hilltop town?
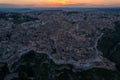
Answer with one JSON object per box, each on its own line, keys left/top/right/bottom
{"left": 0, "top": 10, "right": 120, "bottom": 80}
{"left": 1, "top": 10, "right": 120, "bottom": 68}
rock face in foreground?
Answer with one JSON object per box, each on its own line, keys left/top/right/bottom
{"left": 2, "top": 50, "right": 120, "bottom": 80}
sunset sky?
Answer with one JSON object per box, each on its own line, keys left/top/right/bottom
{"left": 0, "top": 0, "right": 120, "bottom": 7}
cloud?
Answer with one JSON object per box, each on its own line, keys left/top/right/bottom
{"left": 62, "top": 3, "right": 120, "bottom": 7}
{"left": 0, "top": 3, "right": 120, "bottom": 8}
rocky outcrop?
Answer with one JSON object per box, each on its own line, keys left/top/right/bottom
{"left": 98, "top": 21, "right": 120, "bottom": 71}
{"left": 7, "top": 50, "right": 120, "bottom": 80}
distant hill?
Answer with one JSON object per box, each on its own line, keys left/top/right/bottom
{"left": 0, "top": 4, "right": 120, "bottom": 12}
{"left": 0, "top": 8, "right": 32, "bottom": 12}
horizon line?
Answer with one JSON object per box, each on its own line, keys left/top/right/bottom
{"left": 0, "top": 3, "right": 120, "bottom": 8}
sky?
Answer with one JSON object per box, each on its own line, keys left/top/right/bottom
{"left": 0, "top": 0, "right": 120, "bottom": 7}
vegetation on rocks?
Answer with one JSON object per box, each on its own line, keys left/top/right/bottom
{"left": 98, "top": 21, "right": 120, "bottom": 71}
{"left": 8, "top": 51, "right": 120, "bottom": 80}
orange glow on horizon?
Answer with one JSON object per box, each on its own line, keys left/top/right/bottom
{"left": 0, "top": 0, "right": 120, "bottom": 7}
{"left": 34, "top": 0, "right": 70, "bottom": 7}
